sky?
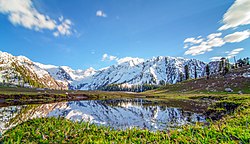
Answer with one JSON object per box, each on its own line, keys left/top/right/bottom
{"left": 0, "top": 0, "right": 249, "bottom": 70}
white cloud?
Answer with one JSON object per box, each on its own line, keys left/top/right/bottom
{"left": 96, "top": 10, "right": 107, "bottom": 18}
{"left": 102, "top": 54, "right": 108, "bottom": 61}
{"left": 219, "top": 0, "right": 250, "bottom": 31}
{"left": 53, "top": 18, "right": 72, "bottom": 37}
{"left": 207, "top": 33, "right": 222, "bottom": 40}
{"left": 101, "top": 54, "right": 117, "bottom": 61}
{"left": 184, "top": 30, "right": 250, "bottom": 56}
{"left": 207, "top": 37, "right": 225, "bottom": 47}
{"left": 184, "top": 37, "right": 203, "bottom": 44}
{"left": 224, "top": 30, "right": 250, "bottom": 43}
{"left": 184, "top": 33, "right": 225, "bottom": 56}
{"left": 0, "top": 0, "right": 73, "bottom": 37}
{"left": 210, "top": 48, "right": 244, "bottom": 61}
{"left": 210, "top": 56, "right": 222, "bottom": 61}
{"left": 183, "top": 44, "right": 189, "bottom": 49}
{"left": 184, "top": 0, "right": 250, "bottom": 56}
{"left": 226, "top": 48, "right": 244, "bottom": 58}
{"left": 183, "top": 36, "right": 204, "bottom": 50}
{"left": 109, "top": 55, "right": 117, "bottom": 61}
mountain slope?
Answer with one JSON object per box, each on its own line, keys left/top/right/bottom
{"left": 0, "top": 51, "right": 67, "bottom": 89}
{"left": 0, "top": 51, "right": 220, "bottom": 90}
{"left": 147, "top": 65, "right": 250, "bottom": 94}
{"left": 71, "top": 57, "right": 210, "bottom": 90}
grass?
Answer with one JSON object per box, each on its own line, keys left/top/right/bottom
{"left": 1, "top": 94, "right": 250, "bottom": 143}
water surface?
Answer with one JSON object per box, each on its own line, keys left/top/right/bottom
{"left": 0, "top": 98, "right": 207, "bottom": 134}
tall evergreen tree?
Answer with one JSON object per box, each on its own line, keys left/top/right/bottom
{"left": 237, "top": 58, "right": 244, "bottom": 67}
{"left": 219, "top": 62, "right": 222, "bottom": 72}
{"left": 179, "top": 72, "right": 184, "bottom": 82}
{"left": 206, "top": 64, "right": 210, "bottom": 79}
{"left": 159, "top": 80, "right": 165, "bottom": 85}
{"left": 223, "top": 58, "right": 230, "bottom": 75}
{"left": 184, "top": 65, "right": 189, "bottom": 80}
{"left": 223, "top": 66, "right": 229, "bottom": 76}
{"left": 194, "top": 66, "right": 197, "bottom": 79}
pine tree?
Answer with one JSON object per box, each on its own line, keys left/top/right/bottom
{"left": 206, "top": 64, "right": 210, "bottom": 79}
{"left": 224, "top": 66, "right": 229, "bottom": 76}
{"left": 184, "top": 65, "right": 189, "bottom": 80}
{"left": 219, "top": 62, "right": 222, "bottom": 72}
{"left": 237, "top": 58, "right": 244, "bottom": 67}
{"left": 223, "top": 58, "right": 230, "bottom": 75}
{"left": 159, "top": 80, "right": 165, "bottom": 85}
{"left": 179, "top": 72, "right": 183, "bottom": 82}
{"left": 194, "top": 66, "right": 197, "bottom": 79}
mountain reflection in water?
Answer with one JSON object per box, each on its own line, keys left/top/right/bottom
{"left": 0, "top": 98, "right": 206, "bottom": 134}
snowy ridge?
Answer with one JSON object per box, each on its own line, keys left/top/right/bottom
{"left": 0, "top": 51, "right": 219, "bottom": 90}
{"left": 71, "top": 56, "right": 209, "bottom": 90}
{"left": 0, "top": 51, "right": 67, "bottom": 89}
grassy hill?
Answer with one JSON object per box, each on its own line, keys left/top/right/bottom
{"left": 147, "top": 65, "right": 250, "bottom": 94}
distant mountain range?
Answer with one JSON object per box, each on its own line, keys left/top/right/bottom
{"left": 0, "top": 51, "right": 220, "bottom": 90}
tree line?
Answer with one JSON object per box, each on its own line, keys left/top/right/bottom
{"left": 100, "top": 83, "right": 159, "bottom": 92}
{"left": 181, "top": 57, "right": 249, "bottom": 82}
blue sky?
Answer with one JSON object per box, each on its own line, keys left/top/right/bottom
{"left": 0, "top": 0, "right": 249, "bottom": 70}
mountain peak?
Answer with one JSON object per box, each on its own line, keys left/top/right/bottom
{"left": 117, "top": 57, "right": 144, "bottom": 66}
{"left": 0, "top": 51, "right": 219, "bottom": 90}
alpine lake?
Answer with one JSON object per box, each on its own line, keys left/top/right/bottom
{"left": 0, "top": 96, "right": 212, "bottom": 135}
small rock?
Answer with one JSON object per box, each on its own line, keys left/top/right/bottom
{"left": 238, "top": 91, "right": 243, "bottom": 95}
{"left": 225, "top": 88, "right": 233, "bottom": 92}
{"left": 242, "top": 72, "right": 250, "bottom": 78}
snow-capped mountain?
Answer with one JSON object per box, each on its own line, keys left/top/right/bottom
{"left": 34, "top": 63, "right": 96, "bottom": 83}
{"left": 0, "top": 51, "right": 219, "bottom": 90}
{"left": 0, "top": 51, "right": 67, "bottom": 89}
{"left": 71, "top": 56, "right": 209, "bottom": 90}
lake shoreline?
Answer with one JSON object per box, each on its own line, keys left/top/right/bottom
{"left": 1, "top": 93, "right": 249, "bottom": 143}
